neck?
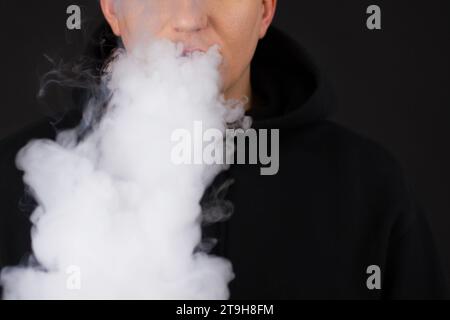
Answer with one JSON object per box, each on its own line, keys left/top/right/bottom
{"left": 224, "top": 66, "right": 253, "bottom": 111}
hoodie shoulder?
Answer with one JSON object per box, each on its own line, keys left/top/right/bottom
{"left": 0, "top": 118, "right": 56, "bottom": 218}
{"left": 0, "top": 111, "right": 83, "bottom": 271}
{"left": 0, "top": 119, "right": 55, "bottom": 158}
{"left": 0, "top": 117, "right": 54, "bottom": 209}
{"left": 305, "top": 119, "right": 401, "bottom": 172}
{"left": 0, "top": 119, "right": 53, "bottom": 271}
{"left": 304, "top": 119, "right": 422, "bottom": 231}
{"left": 0, "top": 108, "right": 83, "bottom": 166}
{"left": 303, "top": 120, "right": 448, "bottom": 298}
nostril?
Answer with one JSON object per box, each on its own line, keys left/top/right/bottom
{"left": 175, "top": 25, "right": 203, "bottom": 33}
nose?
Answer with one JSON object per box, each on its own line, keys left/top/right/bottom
{"left": 170, "top": 0, "right": 208, "bottom": 34}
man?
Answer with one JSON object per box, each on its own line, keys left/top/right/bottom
{"left": 0, "top": 0, "right": 448, "bottom": 299}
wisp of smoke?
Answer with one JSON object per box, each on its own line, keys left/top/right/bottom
{"left": 0, "top": 39, "right": 246, "bottom": 299}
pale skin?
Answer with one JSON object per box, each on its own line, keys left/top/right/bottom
{"left": 100, "top": 0, "right": 277, "bottom": 111}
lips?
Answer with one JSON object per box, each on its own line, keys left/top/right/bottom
{"left": 181, "top": 47, "right": 206, "bottom": 57}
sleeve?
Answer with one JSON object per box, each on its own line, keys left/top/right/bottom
{"left": 383, "top": 170, "right": 449, "bottom": 300}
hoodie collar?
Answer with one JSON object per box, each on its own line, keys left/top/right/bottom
{"left": 248, "top": 26, "right": 336, "bottom": 129}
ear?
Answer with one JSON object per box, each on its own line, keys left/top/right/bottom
{"left": 100, "top": 0, "right": 122, "bottom": 36}
{"left": 259, "top": 0, "right": 277, "bottom": 39}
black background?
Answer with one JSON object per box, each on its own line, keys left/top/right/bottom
{"left": 1, "top": 1, "right": 449, "bottom": 289}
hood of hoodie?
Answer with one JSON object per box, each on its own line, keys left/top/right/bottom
{"left": 248, "top": 26, "right": 336, "bottom": 129}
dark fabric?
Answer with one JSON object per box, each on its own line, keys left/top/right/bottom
{"left": 0, "top": 26, "right": 448, "bottom": 299}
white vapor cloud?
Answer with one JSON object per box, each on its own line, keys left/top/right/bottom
{"left": 0, "top": 39, "right": 246, "bottom": 299}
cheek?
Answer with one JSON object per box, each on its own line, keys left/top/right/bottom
{"left": 217, "top": 14, "right": 261, "bottom": 89}
{"left": 116, "top": 2, "right": 167, "bottom": 49}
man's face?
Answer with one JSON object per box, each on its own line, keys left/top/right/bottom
{"left": 100, "top": 0, "right": 276, "bottom": 99}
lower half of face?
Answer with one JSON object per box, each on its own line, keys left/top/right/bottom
{"left": 109, "top": 0, "right": 265, "bottom": 100}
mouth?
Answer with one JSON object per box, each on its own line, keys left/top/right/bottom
{"left": 181, "top": 47, "right": 206, "bottom": 57}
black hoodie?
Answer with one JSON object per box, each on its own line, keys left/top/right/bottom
{"left": 0, "top": 26, "right": 448, "bottom": 300}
